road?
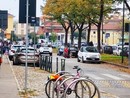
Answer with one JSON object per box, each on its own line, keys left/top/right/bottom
{"left": 52, "top": 54, "right": 130, "bottom": 98}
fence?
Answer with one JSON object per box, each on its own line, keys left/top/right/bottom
{"left": 39, "top": 55, "right": 66, "bottom": 73}
{"left": 39, "top": 55, "right": 52, "bottom": 72}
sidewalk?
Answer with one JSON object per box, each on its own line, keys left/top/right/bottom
{"left": 0, "top": 55, "right": 20, "bottom": 98}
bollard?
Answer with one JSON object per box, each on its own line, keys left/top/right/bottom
{"left": 49, "top": 56, "right": 52, "bottom": 73}
{"left": 0, "top": 49, "right": 2, "bottom": 66}
{"left": 39, "top": 55, "right": 42, "bottom": 69}
{"left": 56, "top": 57, "right": 58, "bottom": 72}
{"left": 61, "top": 59, "right": 65, "bottom": 71}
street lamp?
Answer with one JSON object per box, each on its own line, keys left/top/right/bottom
{"left": 121, "top": 0, "right": 125, "bottom": 63}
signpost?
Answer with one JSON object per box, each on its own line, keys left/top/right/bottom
{"left": 105, "top": 33, "right": 110, "bottom": 38}
{"left": 19, "top": 0, "right": 36, "bottom": 91}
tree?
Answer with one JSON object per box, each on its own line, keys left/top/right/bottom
{"left": 39, "top": 34, "right": 45, "bottom": 39}
{"left": 28, "top": 32, "right": 38, "bottom": 44}
{"left": 49, "top": 32, "right": 57, "bottom": 42}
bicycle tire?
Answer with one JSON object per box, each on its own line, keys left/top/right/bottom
{"left": 45, "top": 80, "right": 55, "bottom": 98}
{"left": 64, "top": 78, "right": 100, "bottom": 98}
{"left": 75, "top": 80, "right": 91, "bottom": 98}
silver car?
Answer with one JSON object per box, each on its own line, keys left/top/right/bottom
{"left": 13, "top": 47, "right": 39, "bottom": 66}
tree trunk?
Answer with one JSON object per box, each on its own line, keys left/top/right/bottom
{"left": 87, "top": 22, "right": 91, "bottom": 44}
{"left": 124, "top": 0, "right": 130, "bottom": 12}
{"left": 78, "top": 29, "right": 82, "bottom": 49}
{"left": 70, "top": 22, "right": 74, "bottom": 45}
{"left": 97, "top": 0, "right": 104, "bottom": 52}
{"left": 65, "top": 29, "right": 68, "bottom": 46}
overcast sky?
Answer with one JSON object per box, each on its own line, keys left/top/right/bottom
{"left": 0, "top": 0, "right": 45, "bottom": 21}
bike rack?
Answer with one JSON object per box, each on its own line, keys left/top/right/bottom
{"left": 45, "top": 70, "right": 101, "bottom": 98}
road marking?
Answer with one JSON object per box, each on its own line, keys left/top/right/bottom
{"left": 120, "top": 74, "right": 130, "bottom": 78}
{"left": 86, "top": 73, "right": 105, "bottom": 80}
{"left": 102, "top": 74, "right": 123, "bottom": 80}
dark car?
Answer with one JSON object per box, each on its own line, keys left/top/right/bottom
{"left": 103, "top": 45, "right": 113, "bottom": 54}
{"left": 120, "top": 46, "right": 129, "bottom": 57}
{"left": 68, "top": 46, "right": 78, "bottom": 58}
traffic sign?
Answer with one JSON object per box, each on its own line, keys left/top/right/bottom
{"left": 0, "top": 10, "right": 8, "bottom": 29}
{"left": 105, "top": 33, "right": 110, "bottom": 38}
{"left": 19, "top": 0, "right": 36, "bottom": 23}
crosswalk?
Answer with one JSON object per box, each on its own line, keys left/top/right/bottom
{"left": 85, "top": 73, "right": 130, "bottom": 81}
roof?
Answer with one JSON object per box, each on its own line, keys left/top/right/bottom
{"left": 91, "top": 16, "right": 122, "bottom": 31}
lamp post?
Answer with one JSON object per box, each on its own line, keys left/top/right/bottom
{"left": 121, "top": 0, "right": 125, "bottom": 63}
{"left": 102, "top": 16, "right": 104, "bottom": 45}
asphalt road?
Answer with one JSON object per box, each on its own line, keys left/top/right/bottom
{"left": 52, "top": 54, "right": 130, "bottom": 98}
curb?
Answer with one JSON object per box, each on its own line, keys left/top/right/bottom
{"left": 101, "top": 61, "right": 128, "bottom": 69}
{"left": 6, "top": 55, "right": 21, "bottom": 91}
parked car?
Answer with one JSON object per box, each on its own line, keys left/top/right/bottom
{"left": 120, "top": 46, "right": 129, "bottom": 57}
{"left": 113, "top": 46, "right": 122, "bottom": 56}
{"left": 38, "top": 45, "right": 52, "bottom": 56}
{"left": 57, "top": 45, "right": 64, "bottom": 56}
{"left": 68, "top": 46, "right": 78, "bottom": 58}
{"left": 77, "top": 46, "right": 101, "bottom": 63}
{"left": 8, "top": 45, "right": 25, "bottom": 60}
{"left": 13, "top": 47, "right": 39, "bottom": 66}
{"left": 103, "top": 45, "right": 113, "bottom": 54}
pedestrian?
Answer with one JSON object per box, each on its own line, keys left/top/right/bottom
{"left": 64, "top": 45, "right": 68, "bottom": 58}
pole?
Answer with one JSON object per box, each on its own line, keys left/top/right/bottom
{"left": 25, "top": 0, "right": 29, "bottom": 92}
{"left": 121, "top": 0, "right": 125, "bottom": 63}
{"left": 102, "top": 16, "right": 103, "bottom": 45}
{"left": 128, "top": 24, "right": 130, "bottom": 68}
{"left": 34, "top": 24, "right": 36, "bottom": 68}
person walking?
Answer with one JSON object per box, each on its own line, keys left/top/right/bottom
{"left": 64, "top": 45, "right": 68, "bottom": 58}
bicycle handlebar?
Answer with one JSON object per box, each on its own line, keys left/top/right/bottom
{"left": 73, "top": 66, "right": 82, "bottom": 73}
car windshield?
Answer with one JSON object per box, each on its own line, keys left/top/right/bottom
{"left": 112, "top": 46, "right": 117, "bottom": 50}
{"left": 123, "top": 47, "right": 129, "bottom": 51}
{"left": 84, "top": 47, "right": 98, "bottom": 52}
{"left": 21, "top": 49, "right": 36, "bottom": 53}
{"left": 12, "top": 46, "right": 24, "bottom": 50}
{"left": 60, "top": 46, "right": 64, "bottom": 49}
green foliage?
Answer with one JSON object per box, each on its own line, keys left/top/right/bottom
{"left": 28, "top": 32, "right": 38, "bottom": 44}
{"left": 39, "top": 34, "right": 45, "bottom": 39}
{"left": 49, "top": 33, "right": 57, "bottom": 42}
{"left": 10, "top": 31, "right": 18, "bottom": 42}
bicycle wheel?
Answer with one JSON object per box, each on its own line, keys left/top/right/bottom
{"left": 75, "top": 80, "right": 100, "bottom": 98}
{"left": 75, "top": 80, "right": 91, "bottom": 98}
{"left": 45, "top": 80, "right": 55, "bottom": 98}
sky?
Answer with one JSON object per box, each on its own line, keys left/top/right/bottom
{"left": 0, "top": 0, "right": 45, "bottom": 21}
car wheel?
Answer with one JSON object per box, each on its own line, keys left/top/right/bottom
{"left": 82, "top": 56, "right": 85, "bottom": 63}
{"left": 77, "top": 57, "right": 80, "bottom": 62}
{"left": 9, "top": 56, "right": 13, "bottom": 61}
{"left": 13, "top": 57, "right": 19, "bottom": 65}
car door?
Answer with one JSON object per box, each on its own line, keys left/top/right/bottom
{"left": 78, "top": 47, "right": 83, "bottom": 60}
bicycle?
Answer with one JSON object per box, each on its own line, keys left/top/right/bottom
{"left": 55, "top": 67, "right": 99, "bottom": 98}
{"left": 45, "top": 66, "right": 100, "bottom": 98}
{"left": 45, "top": 71, "right": 71, "bottom": 98}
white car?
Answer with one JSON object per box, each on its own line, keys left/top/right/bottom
{"left": 38, "top": 45, "right": 52, "bottom": 56}
{"left": 8, "top": 45, "right": 25, "bottom": 60}
{"left": 112, "top": 45, "right": 122, "bottom": 56}
{"left": 77, "top": 46, "right": 101, "bottom": 63}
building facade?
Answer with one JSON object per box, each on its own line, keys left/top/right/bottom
{"left": 4, "top": 13, "right": 14, "bottom": 40}
{"left": 88, "top": 15, "right": 123, "bottom": 46}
